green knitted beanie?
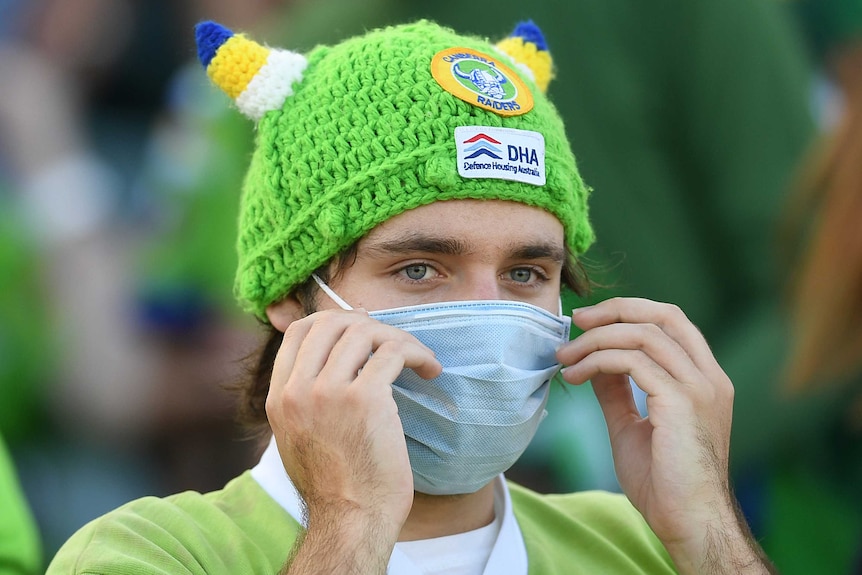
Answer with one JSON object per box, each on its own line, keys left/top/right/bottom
{"left": 195, "top": 19, "right": 594, "bottom": 319}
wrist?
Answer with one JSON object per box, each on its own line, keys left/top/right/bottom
{"left": 306, "top": 502, "right": 404, "bottom": 544}
{"left": 283, "top": 505, "right": 401, "bottom": 575}
{"left": 663, "top": 496, "right": 777, "bottom": 575}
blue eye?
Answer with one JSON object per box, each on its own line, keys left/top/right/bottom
{"left": 404, "top": 264, "right": 428, "bottom": 280}
{"left": 510, "top": 268, "right": 534, "bottom": 283}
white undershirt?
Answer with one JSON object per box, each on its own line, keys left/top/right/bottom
{"left": 250, "top": 436, "right": 527, "bottom": 575}
{"left": 397, "top": 490, "right": 502, "bottom": 575}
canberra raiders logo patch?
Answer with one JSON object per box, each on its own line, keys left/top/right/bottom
{"left": 431, "top": 47, "right": 533, "bottom": 117}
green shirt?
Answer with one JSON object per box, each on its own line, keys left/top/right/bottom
{"left": 47, "top": 471, "right": 674, "bottom": 574}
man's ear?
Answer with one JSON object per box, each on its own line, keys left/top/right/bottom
{"left": 265, "top": 296, "right": 304, "bottom": 333}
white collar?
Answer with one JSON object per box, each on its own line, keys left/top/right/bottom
{"left": 250, "top": 436, "right": 528, "bottom": 574}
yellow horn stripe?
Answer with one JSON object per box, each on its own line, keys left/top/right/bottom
{"left": 206, "top": 34, "right": 270, "bottom": 99}
{"left": 496, "top": 37, "right": 554, "bottom": 93}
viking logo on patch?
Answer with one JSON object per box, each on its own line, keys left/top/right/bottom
{"left": 453, "top": 62, "right": 512, "bottom": 100}
{"left": 431, "top": 47, "right": 533, "bottom": 117}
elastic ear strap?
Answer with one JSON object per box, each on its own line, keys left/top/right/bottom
{"left": 311, "top": 274, "right": 353, "bottom": 310}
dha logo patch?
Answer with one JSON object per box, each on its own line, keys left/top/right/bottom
{"left": 462, "top": 133, "right": 504, "bottom": 160}
{"left": 431, "top": 47, "right": 533, "bottom": 117}
{"left": 455, "top": 126, "right": 545, "bottom": 186}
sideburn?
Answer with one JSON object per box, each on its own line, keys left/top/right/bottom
{"left": 237, "top": 325, "right": 283, "bottom": 438}
{"left": 236, "top": 249, "right": 358, "bottom": 435}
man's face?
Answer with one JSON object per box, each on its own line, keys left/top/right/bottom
{"left": 319, "top": 199, "right": 565, "bottom": 314}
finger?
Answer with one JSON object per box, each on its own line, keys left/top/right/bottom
{"left": 320, "top": 327, "right": 442, "bottom": 387}
{"left": 278, "top": 310, "right": 363, "bottom": 383}
{"left": 560, "top": 348, "right": 680, "bottom": 398}
{"left": 589, "top": 373, "right": 643, "bottom": 439}
{"left": 557, "top": 322, "right": 704, "bottom": 387}
{"left": 271, "top": 313, "right": 318, "bottom": 389}
{"left": 277, "top": 310, "right": 442, "bottom": 388}
{"left": 571, "top": 298, "right": 724, "bottom": 379}
{"left": 351, "top": 341, "right": 438, "bottom": 394}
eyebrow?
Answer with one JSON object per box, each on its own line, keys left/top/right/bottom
{"left": 364, "top": 232, "right": 566, "bottom": 263}
{"left": 509, "top": 243, "right": 566, "bottom": 264}
{"left": 365, "top": 234, "right": 472, "bottom": 257}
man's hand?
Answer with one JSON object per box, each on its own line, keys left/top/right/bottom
{"left": 266, "top": 309, "right": 442, "bottom": 574}
{"left": 556, "top": 298, "right": 776, "bottom": 575}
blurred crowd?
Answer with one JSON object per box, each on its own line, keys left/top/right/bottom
{"left": 0, "top": 0, "right": 272, "bottom": 566}
{"left": 0, "top": 0, "right": 859, "bottom": 573}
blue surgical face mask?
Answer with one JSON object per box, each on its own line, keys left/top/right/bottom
{"left": 312, "top": 274, "right": 570, "bottom": 495}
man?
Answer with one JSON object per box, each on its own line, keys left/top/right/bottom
{"left": 48, "top": 19, "right": 774, "bottom": 574}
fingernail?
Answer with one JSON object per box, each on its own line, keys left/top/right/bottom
{"left": 570, "top": 305, "right": 593, "bottom": 316}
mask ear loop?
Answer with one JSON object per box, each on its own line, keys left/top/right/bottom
{"left": 315, "top": 273, "right": 564, "bottom": 316}
{"left": 311, "top": 273, "right": 354, "bottom": 310}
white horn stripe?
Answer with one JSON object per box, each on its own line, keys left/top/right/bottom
{"left": 236, "top": 49, "right": 309, "bottom": 121}
{"left": 511, "top": 60, "right": 535, "bottom": 83}
{"left": 497, "top": 51, "right": 536, "bottom": 83}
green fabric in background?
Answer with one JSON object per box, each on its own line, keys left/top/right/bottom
{"left": 136, "top": 73, "right": 252, "bottom": 318}
{"left": 0, "top": 433, "right": 42, "bottom": 575}
{"left": 794, "top": 0, "right": 862, "bottom": 57}
{"left": 0, "top": 192, "right": 52, "bottom": 444}
{"left": 763, "top": 468, "right": 862, "bottom": 575}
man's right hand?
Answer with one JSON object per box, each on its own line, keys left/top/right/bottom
{"left": 265, "top": 309, "right": 442, "bottom": 574}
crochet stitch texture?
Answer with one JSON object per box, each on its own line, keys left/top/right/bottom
{"left": 200, "top": 20, "right": 594, "bottom": 319}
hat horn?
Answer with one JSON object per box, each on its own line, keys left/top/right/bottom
{"left": 195, "top": 21, "right": 308, "bottom": 121}
{"left": 495, "top": 20, "right": 554, "bottom": 93}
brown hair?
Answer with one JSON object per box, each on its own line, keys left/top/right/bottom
{"left": 781, "top": 65, "right": 862, "bottom": 393}
{"left": 236, "top": 247, "right": 592, "bottom": 438}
